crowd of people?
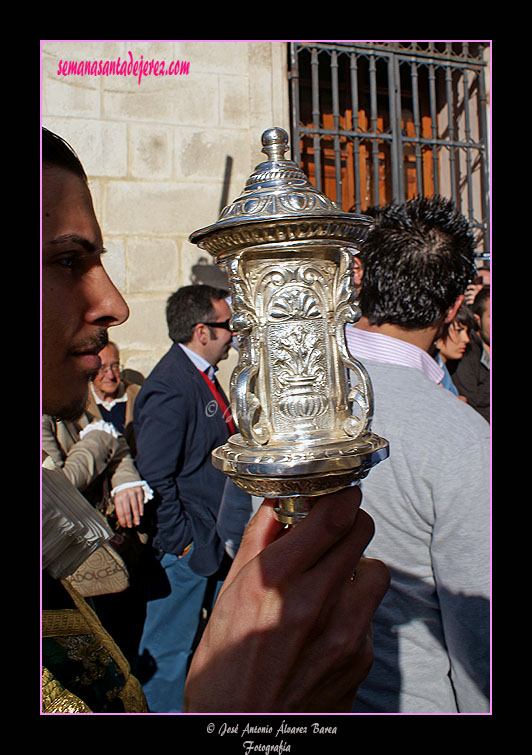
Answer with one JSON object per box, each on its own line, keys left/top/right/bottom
{"left": 41, "top": 126, "right": 490, "bottom": 715}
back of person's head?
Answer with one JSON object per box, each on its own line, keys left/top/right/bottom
{"left": 42, "top": 127, "right": 87, "bottom": 181}
{"left": 166, "top": 284, "right": 229, "bottom": 344}
{"left": 358, "top": 195, "right": 477, "bottom": 330}
{"left": 471, "top": 285, "right": 490, "bottom": 318}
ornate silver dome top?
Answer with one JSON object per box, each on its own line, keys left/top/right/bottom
{"left": 189, "top": 127, "right": 373, "bottom": 258}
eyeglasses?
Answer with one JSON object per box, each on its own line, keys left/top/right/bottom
{"left": 98, "top": 362, "right": 121, "bottom": 374}
{"left": 198, "top": 318, "right": 233, "bottom": 332}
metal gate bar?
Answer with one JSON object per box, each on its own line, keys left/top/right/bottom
{"left": 288, "top": 41, "right": 490, "bottom": 259}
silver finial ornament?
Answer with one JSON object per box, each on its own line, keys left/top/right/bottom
{"left": 190, "top": 127, "right": 388, "bottom": 523}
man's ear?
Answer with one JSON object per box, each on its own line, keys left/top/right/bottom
{"left": 196, "top": 323, "right": 210, "bottom": 346}
{"left": 444, "top": 295, "right": 464, "bottom": 324}
{"left": 189, "top": 323, "right": 206, "bottom": 347}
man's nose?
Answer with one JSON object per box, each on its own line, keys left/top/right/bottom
{"left": 87, "top": 267, "right": 129, "bottom": 328}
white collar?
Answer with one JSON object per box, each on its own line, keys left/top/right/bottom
{"left": 345, "top": 326, "right": 445, "bottom": 385}
{"left": 90, "top": 381, "right": 128, "bottom": 410}
{"left": 178, "top": 343, "right": 217, "bottom": 380}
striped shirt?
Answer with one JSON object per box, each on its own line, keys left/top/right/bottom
{"left": 345, "top": 325, "right": 444, "bottom": 385}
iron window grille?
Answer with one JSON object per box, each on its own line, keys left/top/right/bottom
{"left": 288, "top": 41, "right": 490, "bottom": 263}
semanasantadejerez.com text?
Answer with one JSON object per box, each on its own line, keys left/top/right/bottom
{"left": 56, "top": 51, "right": 190, "bottom": 85}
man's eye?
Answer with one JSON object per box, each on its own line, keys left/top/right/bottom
{"left": 56, "top": 252, "right": 89, "bottom": 270}
{"left": 57, "top": 255, "right": 77, "bottom": 268}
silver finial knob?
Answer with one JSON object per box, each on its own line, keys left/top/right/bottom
{"left": 261, "top": 127, "right": 290, "bottom": 162}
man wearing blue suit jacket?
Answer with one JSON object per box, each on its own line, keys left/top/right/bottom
{"left": 134, "top": 284, "right": 236, "bottom": 712}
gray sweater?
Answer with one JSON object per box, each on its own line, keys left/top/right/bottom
{"left": 351, "top": 359, "right": 490, "bottom": 713}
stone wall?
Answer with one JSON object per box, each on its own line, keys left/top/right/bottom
{"left": 42, "top": 40, "right": 290, "bottom": 389}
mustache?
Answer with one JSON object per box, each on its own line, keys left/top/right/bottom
{"left": 70, "top": 330, "right": 109, "bottom": 356}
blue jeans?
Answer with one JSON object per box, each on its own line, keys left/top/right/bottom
{"left": 135, "top": 546, "right": 224, "bottom": 712}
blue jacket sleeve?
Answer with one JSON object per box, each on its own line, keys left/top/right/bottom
{"left": 133, "top": 374, "right": 193, "bottom": 555}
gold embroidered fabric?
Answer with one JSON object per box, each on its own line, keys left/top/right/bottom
{"left": 42, "top": 667, "right": 92, "bottom": 713}
{"left": 42, "top": 579, "right": 147, "bottom": 713}
{"left": 42, "top": 608, "right": 89, "bottom": 637}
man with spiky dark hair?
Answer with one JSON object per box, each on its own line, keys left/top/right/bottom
{"left": 358, "top": 195, "right": 477, "bottom": 332}
{"left": 346, "top": 195, "right": 490, "bottom": 714}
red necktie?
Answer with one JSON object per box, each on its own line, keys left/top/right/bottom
{"left": 199, "top": 369, "right": 237, "bottom": 436}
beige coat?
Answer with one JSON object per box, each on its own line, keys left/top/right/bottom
{"left": 42, "top": 409, "right": 141, "bottom": 513}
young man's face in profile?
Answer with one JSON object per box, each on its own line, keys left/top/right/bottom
{"left": 42, "top": 167, "right": 129, "bottom": 420}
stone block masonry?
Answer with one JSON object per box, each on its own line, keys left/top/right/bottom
{"left": 42, "top": 40, "right": 290, "bottom": 392}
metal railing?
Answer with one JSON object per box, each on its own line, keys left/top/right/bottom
{"left": 288, "top": 41, "right": 490, "bottom": 261}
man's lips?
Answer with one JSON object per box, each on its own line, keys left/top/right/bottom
{"left": 71, "top": 351, "right": 102, "bottom": 372}
{"left": 69, "top": 332, "right": 108, "bottom": 372}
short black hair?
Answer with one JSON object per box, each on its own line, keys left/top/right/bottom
{"left": 358, "top": 195, "right": 477, "bottom": 330}
{"left": 472, "top": 286, "right": 490, "bottom": 319}
{"left": 42, "top": 127, "right": 87, "bottom": 181}
{"left": 166, "top": 284, "right": 229, "bottom": 344}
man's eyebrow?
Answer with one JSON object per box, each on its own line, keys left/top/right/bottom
{"left": 49, "top": 234, "right": 106, "bottom": 254}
